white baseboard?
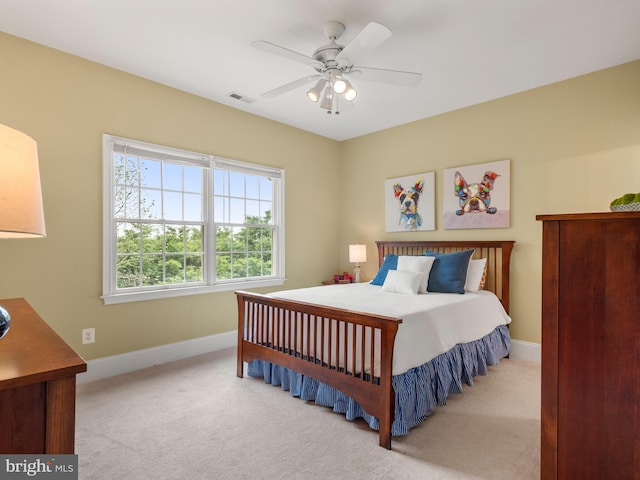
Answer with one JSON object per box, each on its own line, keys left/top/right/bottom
{"left": 509, "top": 339, "right": 541, "bottom": 363}
{"left": 78, "top": 332, "right": 541, "bottom": 384}
{"left": 78, "top": 330, "right": 236, "bottom": 384}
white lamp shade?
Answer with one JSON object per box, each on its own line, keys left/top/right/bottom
{"left": 306, "top": 79, "right": 326, "bottom": 102}
{"left": 0, "top": 125, "right": 46, "bottom": 238}
{"left": 349, "top": 244, "right": 367, "bottom": 263}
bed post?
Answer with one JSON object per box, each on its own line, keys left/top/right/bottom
{"left": 236, "top": 292, "right": 246, "bottom": 378}
{"left": 378, "top": 321, "right": 397, "bottom": 450}
{"left": 500, "top": 242, "right": 514, "bottom": 314}
{"left": 378, "top": 388, "right": 394, "bottom": 449}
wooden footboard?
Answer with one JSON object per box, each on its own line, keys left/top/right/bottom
{"left": 235, "top": 240, "right": 514, "bottom": 449}
{"left": 235, "top": 291, "right": 402, "bottom": 449}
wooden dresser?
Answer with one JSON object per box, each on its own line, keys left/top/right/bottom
{"left": 536, "top": 212, "right": 640, "bottom": 479}
{"left": 0, "top": 298, "right": 87, "bottom": 453}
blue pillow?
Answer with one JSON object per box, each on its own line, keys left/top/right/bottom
{"left": 370, "top": 254, "right": 398, "bottom": 286}
{"left": 424, "top": 250, "right": 474, "bottom": 294}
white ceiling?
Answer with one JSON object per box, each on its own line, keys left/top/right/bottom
{"left": 2, "top": 0, "right": 640, "bottom": 141}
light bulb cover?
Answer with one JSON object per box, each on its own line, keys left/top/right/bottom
{"left": 343, "top": 80, "right": 357, "bottom": 101}
{"left": 306, "top": 79, "right": 326, "bottom": 102}
{"left": 332, "top": 75, "right": 347, "bottom": 94}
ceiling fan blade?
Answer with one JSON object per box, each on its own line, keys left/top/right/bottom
{"left": 336, "top": 22, "right": 392, "bottom": 64}
{"left": 251, "top": 41, "right": 324, "bottom": 70}
{"left": 260, "top": 74, "right": 322, "bottom": 99}
{"left": 350, "top": 66, "right": 422, "bottom": 87}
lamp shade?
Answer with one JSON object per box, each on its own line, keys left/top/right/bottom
{"left": 332, "top": 75, "right": 347, "bottom": 94}
{"left": 349, "top": 244, "right": 367, "bottom": 263}
{"left": 0, "top": 125, "right": 46, "bottom": 238}
{"left": 343, "top": 80, "right": 357, "bottom": 102}
{"left": 306, "top": 79, "right": 327, "bottom": 102}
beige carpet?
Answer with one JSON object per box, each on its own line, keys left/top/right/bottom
{"left": 76, "top": 347, "right": 541, "bottom": 480}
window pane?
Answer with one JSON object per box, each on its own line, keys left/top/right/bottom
{"left": 262, "top": 252, "right": 272, "bottom": 275}
{"left": 246, "top": 200, "right": 260, "bottom": 224}
{"left": 184, "top": 193, "right": 202, "bottom": 222}
{"left": 116, "top": 255, "right": 140, "bottom": 288}
{"left": 260, "top": 202, "right": 272, "bottom": 224}
{"left": 216, "top": 225, "right": 231, "bottom": 252}
{"left": 246, "top": 227, "right": 261, "bottom": 251}
{"left": 231, "top": 226, "right": 246, "bottom": 252}
{"left": 140, "top": 189, "right": 161, "bottom": 219}
{"left": 247, "top": 252, "right": 263, "bottom": 277}
{"left": 184, "top": 166, "right": 202, "bottom": 193}
{"left": 213, "top": 195, "right": 228, "bottom": 223}
{"left": 214, "top": 169, "right": 228, "bottom": 195}
{"left": 124, "top": 155, "right": 139, "bottom": 186}
{"left": 114, "top": 184, "right": 129, "bottom": 219}
{"left": 165, "top": 254, "right": 185, "bottom": 284}
{"left": 246, "top": 175, "right": 260, "bottom": 200}
{"left": 140, "top": 159, "right": 161, "bottom": 188}
{"left": 262, "top": 228, "right": 273, "bottom": 251}
{"left": 230, "top": 198, "right": 244, "bottom": 223}
{"left": 165, "top": 226, "right": 185, "bottom": 253}
{"left": 163, "top": 191, "right": 183, "bottom": 221}
{"left": 229, "top": 171, "right": 244, "bottom": 197}
{"left": 231, "top": 252, "right": 246, "bottom": 279}
{"left": 117, "top": 222, "right": 140, "bottom": 254}
{"left": 260, "top": 177, "right": 272, "bottom": 199}
{"left": 141, "top": 255, "right": 163, "bottom": 286}
{"left": 186, "top": 226, "right": 203, "bottom": 252}
{"left": 142, "top": 224, "right": 163, "bottom": 254}
{"left": 163, "top": 163, "right": 182, "bottom": 191}
{"left": 216, "top": 253, "right": 231, "bottom": 280}
{"left": 186, "top": 254, "right": 203, "bottom": 283}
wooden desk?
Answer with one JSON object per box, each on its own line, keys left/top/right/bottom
{"left": 0, "top": 298, "right": 87, "bottom": 453}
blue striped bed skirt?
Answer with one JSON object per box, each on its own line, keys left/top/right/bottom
{"left": 247, "top": 324, "right": 511, "bottom": 436}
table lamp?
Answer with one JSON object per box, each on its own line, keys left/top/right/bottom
{"left": 348, "top": 244, "right": 367, "bottom": 283}
{"left": 0, "top": 124, "right": 46, "bottom": 339}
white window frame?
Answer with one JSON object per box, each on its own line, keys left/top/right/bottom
{"left": 102, "top": 134, "right": 285, "bottom": 305}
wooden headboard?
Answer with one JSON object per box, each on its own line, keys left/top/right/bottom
{"left": 375, "top": 240, "right": 515, "bottom": 314}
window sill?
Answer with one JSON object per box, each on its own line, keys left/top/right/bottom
{"left": 102, "top": 278, "right": 286, "bottom": 305}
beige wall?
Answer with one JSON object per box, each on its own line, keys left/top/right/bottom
{"left": 0, "top": 33, "right": 341, "bottom": 360}
{"left": 339, "top": 60, "right": 640, "bottom": 343}
{"left": 2, "top": 31, "right": 639, "bottom": 358}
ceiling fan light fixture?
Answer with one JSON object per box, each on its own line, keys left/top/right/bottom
{"left": 332, "top": 74, "right": 347, "bottom": 94}
{"left": 343, "top": 80, "right": 357, "bottom": 102}
{"left": 306, "top": 79, "right": 326, "bottom": 102}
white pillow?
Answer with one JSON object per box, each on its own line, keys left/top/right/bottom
{"left": 397, "top": 255, "right": 435, "bottom": 293}
{"left": 465, "top": 258, "right": 487, "bottom": 292}
{"left": 381, "top": 270, "right": 424, "bottom": 295}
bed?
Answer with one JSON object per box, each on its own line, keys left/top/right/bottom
{"left": 235, "top": 240, "right": 514, "bottom": 449}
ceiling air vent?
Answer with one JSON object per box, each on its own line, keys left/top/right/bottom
{"left": 227, "top": 92, "right": 256, "bottom": 104}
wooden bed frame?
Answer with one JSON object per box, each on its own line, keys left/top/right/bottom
{"left": 235, "top": 240, "right": 514, "bottom": 449}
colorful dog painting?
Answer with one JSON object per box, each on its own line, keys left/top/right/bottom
{"left": 453, "top": 171, "right": 500, "bottom": 215}
{"left": 393, "top": 178, "right": 423, "bottom": 230}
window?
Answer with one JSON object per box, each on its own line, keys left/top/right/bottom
{"left": 102, "top": 135, "right": 285, "bottom": 304}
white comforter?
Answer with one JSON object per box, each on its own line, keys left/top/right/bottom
{"left": 269, "top": 283, "right": 511, "bottom": 375}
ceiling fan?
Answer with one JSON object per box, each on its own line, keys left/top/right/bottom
{"left": 252, "top": 21, "right": 422, "bottom": 114}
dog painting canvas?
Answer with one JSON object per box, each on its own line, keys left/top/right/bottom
{"left": 385, "top": 172, "right": 435, "bottom": 232}
{"left": 443, "top": 159, "right": 510, "bottom": 229}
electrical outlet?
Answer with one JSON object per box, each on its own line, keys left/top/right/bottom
{"left": 82, "top": 328, "right": 95, "bottom": 344}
